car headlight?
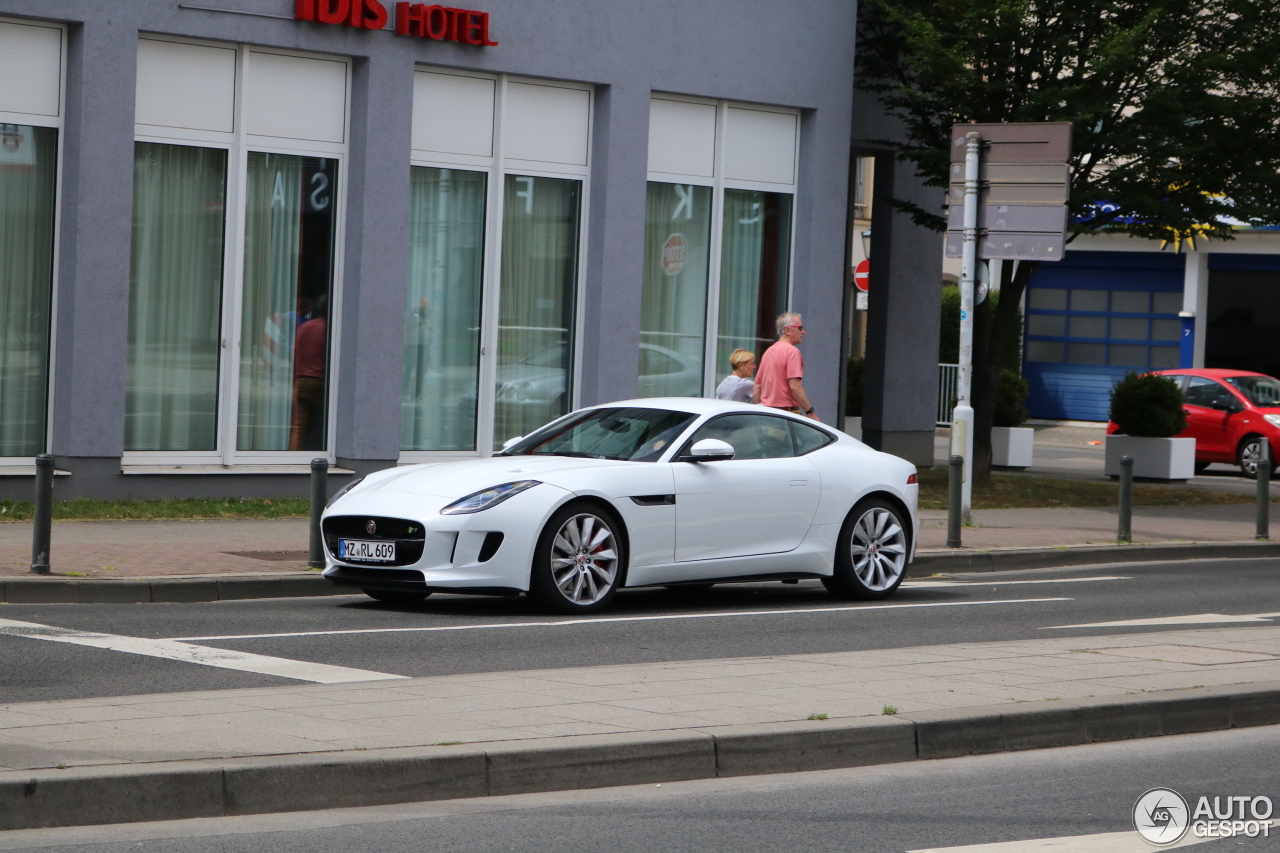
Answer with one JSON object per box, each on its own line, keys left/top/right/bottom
{"left": 327, "top": 476, "right": 365, "bottom": 507}
{"left": 440, "top": 480, "right": 541, "bottom": 515}
{"left": 1265, "top": 414, "right": 1280, "bottom": 429}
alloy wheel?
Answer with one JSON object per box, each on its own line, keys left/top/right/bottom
{"left": 1241, "top": 439, "right": 1265, "bottom": 476}
{"left": 849, "top": 507, "right": 907, "bottom": 592}
{"left": 549, "top": 513, "right": 619, "bottom": 605}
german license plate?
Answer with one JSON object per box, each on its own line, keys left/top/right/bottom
{"left": 338, "top": 539, "right": 395, "bottom": 562}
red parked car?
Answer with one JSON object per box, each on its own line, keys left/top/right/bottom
{"left": 1107, "top": 368, "right": 1280, "bottom": 478}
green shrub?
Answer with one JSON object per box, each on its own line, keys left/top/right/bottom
{"left": 939, "top": 284, "right": 1022, "bottom": 372}
{"left": 1109, "top": 371, "right": 1187, "bottom": 437}
{"left": 993, "top": 369, "right": 1030, "bottom": 427}
{"left": 845, "top": 356, "right": 865, "bottom": 417}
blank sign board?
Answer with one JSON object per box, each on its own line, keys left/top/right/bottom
{"left": 412, "top": 71, "right": 495, "bottom": 157}
{"left": 0, "top": 21, "right": 62, "bottom": 118}
{"left": 946, "top": 230, "right": 1065, "bottom": 261}
{"left": 947, "top": 203, "right": 1067, "bottom": 233}
{"left": 950, "top": 122, "right": 1073, "bottom": 163}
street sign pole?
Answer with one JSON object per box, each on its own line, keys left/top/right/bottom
{"left": 951, "top": 131, "right": 979, "bottom": 524}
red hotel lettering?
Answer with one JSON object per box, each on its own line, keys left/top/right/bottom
{"left": 297, "top": 0, "right": 387, "bottom": 29}
{"left": 387, "top": 2, "right": 497, "bottom": 44}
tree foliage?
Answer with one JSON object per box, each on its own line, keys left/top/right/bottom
{"left": 857, "top": 0, "right": 1280, "bottom": 241}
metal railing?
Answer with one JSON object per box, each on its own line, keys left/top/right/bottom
{"left": 937, "top": 363, "right": 958, "bottom": 426}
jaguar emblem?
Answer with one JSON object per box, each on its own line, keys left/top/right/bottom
{"left": 366, "top": 520, "right": 377, "bottom": 535}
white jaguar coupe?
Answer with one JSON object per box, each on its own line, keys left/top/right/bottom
{"left": 321, "top": 399, "right": 919, "bottom": 613}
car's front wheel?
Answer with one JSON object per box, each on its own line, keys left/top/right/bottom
{"left": 1238, "top": 435, "right": 1277, "bottom": 480}
{"left": 529, "top": 502, "right": 626, "bottom": 614}
{"left": 823, "top": 497, "right": 909, "bottom": 600}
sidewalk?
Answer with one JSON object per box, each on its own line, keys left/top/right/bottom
{"left": 0, "top": 501, "right": 1273, "bottom": 581}
{"left": 3, "top": 625, "right": 1280, "bottom": 828}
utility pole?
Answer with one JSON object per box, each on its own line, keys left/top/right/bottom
{"left": 950, "top": 131, "right": 980, "bottom": 524}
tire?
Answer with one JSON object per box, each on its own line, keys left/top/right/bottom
{"left": 528, "top": 502, "right": 626, "bottom": 614}
{"left": 823, "top": 497, "right": 910, "bottom": 601}
{"left": 1194, "top": 460, "right": 1211, "bottom": 475}
{"left": 1237, "top": 435, "right": 1277, "bottom": 480}
{"left": 362, "top": 589, "right": 430, "bottom": 604}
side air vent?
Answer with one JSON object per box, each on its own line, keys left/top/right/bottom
{"left": 478, "top": 532, "right": 504, "bottom": 562}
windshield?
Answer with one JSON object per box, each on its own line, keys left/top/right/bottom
{"left": 1225, "top": 375, "right": 1280, "bottom": 407}
{"left": 502, "top": 407, "right": 698, "bottom": 462}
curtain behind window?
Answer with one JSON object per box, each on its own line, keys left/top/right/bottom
{"left": 0, "top": 125, "right": 56, "bottom": 456}
{"left": 402, "top": 167, "right": 486, "bottom": 451}
{"left": 717, "top": 190, "right": 792, "bottom": 371}
{"left": 639, "top": 182, "right": 711, "bottom": 398}
{"left": 126, "top": 143, "right": 227, "bottom": 452}
{"left": 494, "top": 175, "right": 580, "bottom": 449}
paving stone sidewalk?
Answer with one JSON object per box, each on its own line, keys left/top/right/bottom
{"left": 3, "top": 626, "right": 1279, "bottom": 773}
{"left": 0, "top": 501, "right": 1272, "bottom": 579}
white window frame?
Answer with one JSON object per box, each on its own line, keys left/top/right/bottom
{"left": 123, "top": 37, "right": 350, "bottom": 471}
{"left": 646, "top": 95, "right": 800, "bottom": 398}
{"left": 400, "top": 70, "right": 593, "bottom": 463}
{"left": 0, "top": 17, "right": 66, "bottom": 470}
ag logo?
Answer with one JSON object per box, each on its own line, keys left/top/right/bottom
{"left": 1134, "top": 788, "right": 1190, "bottom": 845}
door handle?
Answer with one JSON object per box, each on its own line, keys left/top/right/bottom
{"left": 789, "top": 480, "right": 808, "bottom": 486}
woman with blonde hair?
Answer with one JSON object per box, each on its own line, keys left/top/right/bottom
{"left": 715, "top": 348, "right": 757, "bottom": 403}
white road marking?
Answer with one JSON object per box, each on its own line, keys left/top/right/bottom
{"left": 909, "top": 821, "right": 1276, "bottom": 851}
{"left": 1044, "top": 612, "right": 1280, "bottom": 630}
{"left": 167, "top": 598, "right": 1072, "bottom": 642}
{"left": 905, "top": 576, "right": 1129, "bottom": 589}
{"left": 0, "top": 618, "right": 406, "bottom": 683}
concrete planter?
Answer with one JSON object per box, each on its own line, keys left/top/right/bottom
{"left": 992, "top": 427, "right": 1034, "bottom": 469}
{"left": 1104, "top": 435, "right": 1196, "bottom": 480}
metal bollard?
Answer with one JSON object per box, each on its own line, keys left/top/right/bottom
{"left": 947, "top": 454, "right": 963, "bottom": 548}
{"left": 1258, "top": 440, "right": 1271, "bottom": 541}
{"left": 309, "top": 458, "right": 329, "bottom": 569}
{"left": 1118, "top": 455, "right": 1133, "bottom": 543}
{"left": 30, "top": 453, "right": 53, "bottom": 575}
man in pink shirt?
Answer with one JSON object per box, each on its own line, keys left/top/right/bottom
{"left": 754, "top": 312, "right": 819, "bottom": 421}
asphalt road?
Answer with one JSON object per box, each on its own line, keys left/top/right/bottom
{"left": 2, "top": 722, "right": 1277, "bottom": 852}
{"left": 3, "top": 557, "right": 1280, "bottom": 704}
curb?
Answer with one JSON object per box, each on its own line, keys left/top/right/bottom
{"left": 913, "top": 540, "right": 1280, "bottom": 574}
{"left": 3, "top": 681, "right": 1280, "bottom": 830}
{"left": 0, "top": 574, "right": 345, "bottom": 605}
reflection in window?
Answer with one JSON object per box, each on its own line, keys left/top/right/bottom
{"left": 402, "top": 167, "right": 486, "bottom": 451}
{"left": 639, "top": 183, "right": 711, "bottom": 398}
{"left": 0, "top": 125, "right": 56, "bottom": 456}
{"left": 237, "top": 153, "right": 337, "bottom": 452}
{"left": 494, "top": 175, "right": 580, "bottom": 448}
{"left": 127, "top": 143, "right": 227, "bottom": 451}
{"left": 690, "top": 414, "right": 795, "bottom": 460}
{"left": 717, "top": 190, "right": 791, "bottom": 375}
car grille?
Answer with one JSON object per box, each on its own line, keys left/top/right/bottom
{"left": 322, "top": 515, "right": 427, "bottom": 567}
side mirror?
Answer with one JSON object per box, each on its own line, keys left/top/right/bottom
{"left": 682, "top": 438, "right": 735, "bottom": 462}
{"left": 1212, "top": 397, "right": 1243, "bottom": 414}
{"left": 502, "top": 436, "right": 524, "bottom": 450}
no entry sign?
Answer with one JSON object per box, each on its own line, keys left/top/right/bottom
{"left": 854, "top": 259, "right": 870, "bottom": 292}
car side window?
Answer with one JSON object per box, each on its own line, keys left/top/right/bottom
{"left": 1185, "top": 377, "right": 1225, "bottom": 407}
{"left": 789, "top": 420, "right": 834, "bottom": 455}
{"left": 688, "top": 414, "right": 796, "bottom": 460}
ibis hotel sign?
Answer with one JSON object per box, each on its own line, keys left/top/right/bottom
{"left": 295, "top": 0, "right": 498, "bottom": 45}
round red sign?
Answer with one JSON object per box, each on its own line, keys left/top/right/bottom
{"left": 854, "top": 258, "right": 870, "bottom": 292}
{"left": 662, "top": 234, "right": 688, "bottom": 276}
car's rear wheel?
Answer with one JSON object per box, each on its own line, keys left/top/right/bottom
{"left": 823, "top": 497, "right": 909, "bottom": 601}
{"left": 529, "top": 502, "right": 626, "bottom": 614}
{"left": 1238, "top": 435, "right": 1277, "bottom": 480}
{"left": 362, "top": 589, "right": 430, "bottom": 604}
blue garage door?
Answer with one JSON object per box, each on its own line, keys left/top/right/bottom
{"left": 1023, "top": 252, "right": 1190, "bottom": 422}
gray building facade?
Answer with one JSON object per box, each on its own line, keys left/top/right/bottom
{"left": 0, "top": 0, "right": 939, "bottom": 502}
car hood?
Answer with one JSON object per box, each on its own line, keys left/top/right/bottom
{"left": 371, "top": 455, "right": 641, "bottom": 500}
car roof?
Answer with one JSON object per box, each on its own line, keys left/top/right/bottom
{"left": 585, "top": 397, "right": 777, "bottom": 416}
{"left": 1156, "top": 368, "right": 1271, "bottom": 380}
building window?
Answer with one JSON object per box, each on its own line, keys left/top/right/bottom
{"left": 127, "top": 143, "right": 227, "bottom": 452}
{"left": 642, "top": 97, "right": 799, "bottom": 396}
{"left": 403, "top": 71, "right": 591, "bottom": 457}
{"left": 640, "top": 182, "right": 713, "bottom": 397}
{"left": 127, "top": 38, "right": 349, "bottom": 466}
{"left": 1024, "top": 283, "right": 1185, "bottom": 371}
{"left": 0, "top": 20, "right": 64, "bottom": 460}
